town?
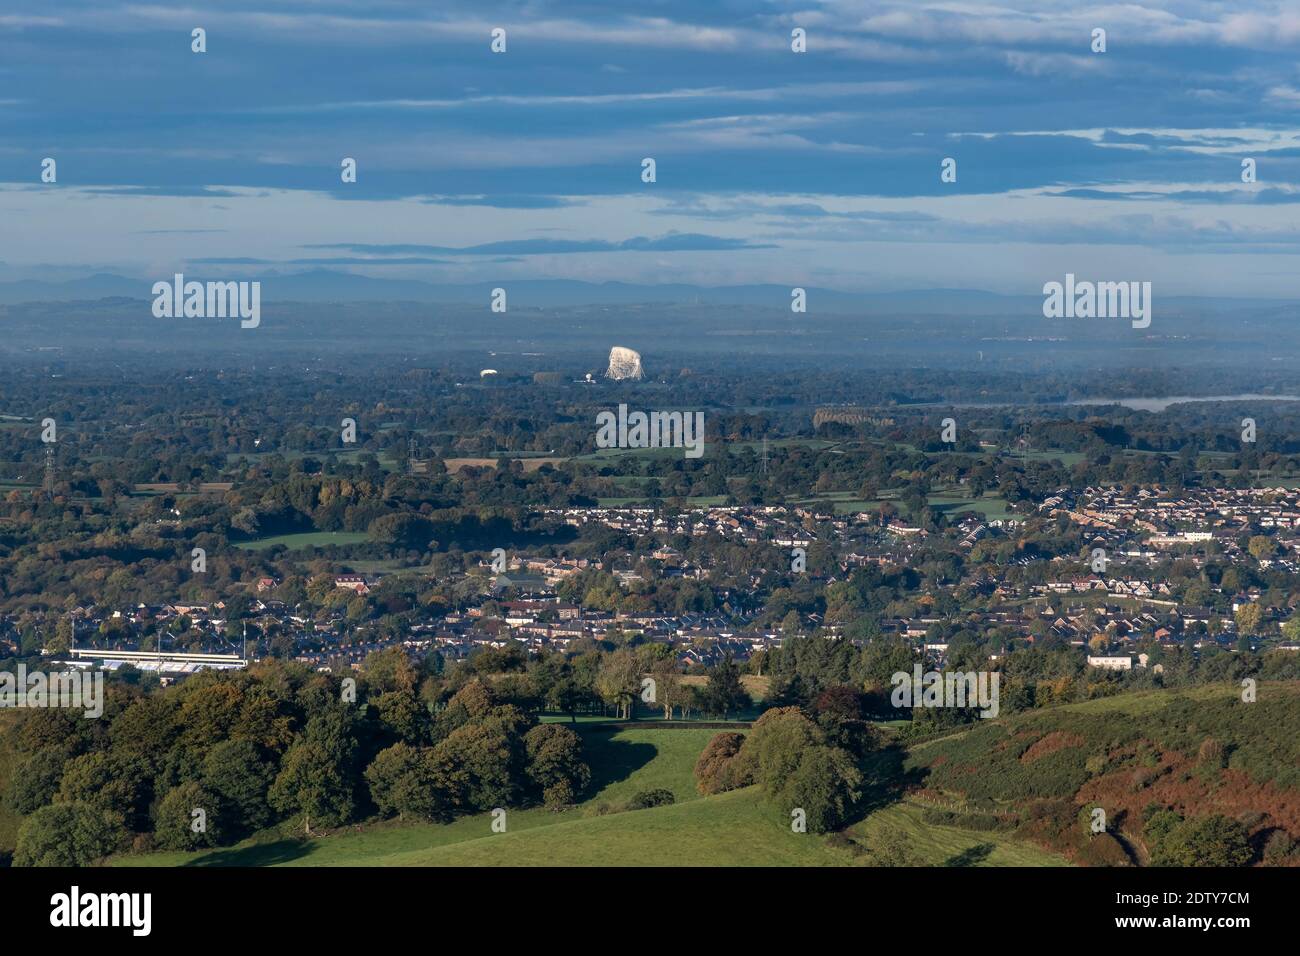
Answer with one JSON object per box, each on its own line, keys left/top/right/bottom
{"left": 16, "top": 486, "right": 1300, "bottom": 685}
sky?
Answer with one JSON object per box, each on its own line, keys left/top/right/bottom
{"left": 4, "top": 1, "right": 1300, "bottom": 296}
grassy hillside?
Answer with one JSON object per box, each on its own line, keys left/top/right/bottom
{"left": 21, "top": 683, "right": 1296, "bottom": 867}
{"left": 118, "top": 725, "right": 723, "bottom": 866}
{"left": 905, "top": 682, "right": 1300, "bottom": 865}
{"left": 383, "top": 787, "right": 853, "bottom": 867}
{"left": 850, "top": 802, "right": 1068, "bottom": 867}
{"left": 116, "top": 722, "right": 1066, "bottom": 867}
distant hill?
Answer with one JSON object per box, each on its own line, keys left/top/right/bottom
{"left": 2, "top": 271, "right": 1296, "bottom": 314}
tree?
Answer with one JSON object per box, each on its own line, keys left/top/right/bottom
{"left": 780, "top": 610, "right": 802, "bottom": 637}
{"left": 546, "top": 675, "right": 586, "bottom": 724}
{"left": 1283, "top": 617, "right": 1300, "bottom": 643}
{"left": 374, "top": 688, "right": 429, "bottom": 745}
{"left": 269, "top": 741, "right": 356, "bottom": 835}
{"left": 811, "top": 685, "right": 878, "bottom": 759}
{"left": 772, "top": 744, "right": 862, "bottom": 833}
{"left": 1247, "top": 535, "right": 1277, "bottom": 560}
{"left": 524, "top": 724, "right": 591, "bottom": 809}
{"left": 703, "top": 655, "right": 752, "bottom": 718}
{"left": 693, "top": 731, "right": 747, "bottom": 795}
{"left": 201, "top": 739, "right": 276, "bottom": 837}
{"left": 595, "top": 648, "right": 640, "bottom": 720}
{"left": 430, "top": 719, "right": 524, "bottom": 812}
{"left": 1234, "top": 602, "right": 1263, "bottom": 637}
{"left": 57, "top": 751, "right": 153, "bottom": 832}
{"left": 649, "top": 659, "right": 685, "bottom": 720}
{"left": 733, "top": 706, "right": 822, "bottom": 786}
{"left": 268, "top": 709, "right": 361, "bottom": 836}
{"left": 155, "top": 781, "right": 224, "bottom": 850}
{"left": 4, "top": 750, "right": 67, "bottom": 815}
{"left": 362, "top": 646, "right": 419, "bottom": 694}
{"left": 729, "top": 707, "right": 862, "bottom": 833}
{"left": 365, "top": 742, "right": 449, "bottom": 821}
{"left": 14, "top": 802, "right": 126, "bottom": 867}
{"left": 109, "top": 696, "right": 180, "bottom": 769}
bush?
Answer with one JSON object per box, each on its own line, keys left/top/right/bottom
{"left": 1262, "top": 829, "right": 1298, "bottom": 865}
{"left": 625, "top": 789, "right": 675, "bottom": 811}
{"left": 861, "top": 828, "right": 923, "bottom": 866}
{"left": 693, "top": 731, "right": 747, "bottom": 795}
{"left": 1076, "top": 832, "right": 1133, "bottom": 867}
{"left": 1152, "top": 814, "right": 1252, "bottom": 867}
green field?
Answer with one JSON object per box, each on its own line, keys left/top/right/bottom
{"left": 575, "top": 446, "right": 708, "bottom": 462}
{"left": 850, "top": 802, "right": 1069, "bottom": 867}
{"left": 596, "top": 495, "right": 729, "bottom": 508}
{"left": 235, "top": 531, "right": 370, "bottom": 551}
{"left": 387, "top": 787, "right": 856, "bottom": 866}
{"left": 926, "top": 494, "right": 1017, "bottom": 521}
{"left": 793, "top": 488, "right": 1017, "bottom": 520}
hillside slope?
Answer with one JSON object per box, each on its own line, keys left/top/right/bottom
{"left": 116, "top": 722, "right": 1065, "bottom": 867}
{"left": 904, "top": 682, "right": 1300, "bottom": 866}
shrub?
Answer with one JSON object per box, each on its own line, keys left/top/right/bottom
{"left": 861, "top": 828, "right": 923, "bottom": 866}
{"left": 922, "top": 807, "right": 1002, "bottom": 831}
{"left": 693, "top": 731, "right": 747, "bottom": 795}
{"left": 625, "top": 788, "right": 675, "bottom": 811}
{"left": 1143, "top": 808, "right": 1183, "bottom": 848}
{"left": 1196, "top": 737, "right": 1225, "bottom": 767}
{"left": 1076, "top": 832, "right": 1133, "bottom": 867}
{"left": 1262, "top": 829, "right": 1298, "bottom": 865}
{"left": 1152, "top": 814, "right": 1252, "bottom": 867}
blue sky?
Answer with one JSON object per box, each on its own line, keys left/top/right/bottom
{"left": 4, "top": 1, "right": 1300, "bottom": 295}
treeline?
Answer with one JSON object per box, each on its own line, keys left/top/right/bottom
{"left": 759, "top": 634, "right": 1300, "bottom": 735}
{"left": 446, "top": 641, "right": 753, "bottom": 722}
{"left": 3, "top": 653, "right": 590, "bottom": 866}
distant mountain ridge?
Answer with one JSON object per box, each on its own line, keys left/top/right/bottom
{"left": 0, "top": 271, "right": 1293, "bottom": 313}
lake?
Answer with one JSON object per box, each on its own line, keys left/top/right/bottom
{"left": 1067, "top": 394, "right": 1300, "bottom": 413}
